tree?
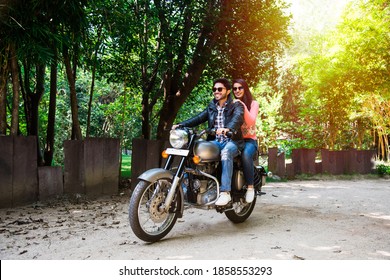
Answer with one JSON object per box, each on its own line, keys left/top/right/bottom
{"left": 0, "top": 0, "right": 88, "bottom": 164}
{"left": 291, "top": 0, "right": 389, "bottom": 156}
{"left": 0, "top": 0, "right": 19, "bottom": 135}
{"left": 1, "top": 0, "right": 291, "bottom": 165}
{"left": 99, "top": 0, "right": 290, "bottom": 140}
{"left": 219, "top": 0, "right": 291, "bottom": 84}
{"left": 156, "top": 0, "right": 291, "bottom": 140}
{"left": 339, "top": 0, "right": 390, "bottom": 159}
{"left": 154, "top": 0, "right": 227, "bottom": 140}
{"left": 9, "top": 43, "right": 20, "bottom": 135}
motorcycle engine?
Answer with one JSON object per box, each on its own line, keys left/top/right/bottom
{"left": 197, "top": 162, "right": 218, "bottom": 175}
{"left": 184, "top": 175, "right": 218, "bottom": 205}
{"left": 194, "top": 179, "right": 217, "bottom": 205}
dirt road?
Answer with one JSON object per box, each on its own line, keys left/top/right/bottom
{"left": 1, "top": 178, "right": 389, "bottom": 260}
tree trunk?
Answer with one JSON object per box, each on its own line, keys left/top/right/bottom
{"left": 156, "top": 0, "right": 229, "bottom": 140}
{"left": 86, "top": 24, "right": 103, "bottom": 138}
{"left": 63, "top": 47, "right": 82, "bottom": 140}
{"left": 44, "top": 51, "right": 58, "bottom": 166}
{"left": 155, "top": 60, "right": 209, "bottom": 140}
{"left": 9, "top": 43, "right": 20, "bottom": 135}
{"left": 86, "top": 59, "right": 96, "bottom": 138}
{"left": 34, "top": 64, "right": 45, "bottom": 166}
{"left": 141, "top": 92, "right": 151, "bottom": 139}
{"left": 21, "top": 61, "right": 45, "bottom": 166}
{"left": 24, "top": 65, "right": 45, "bottom": 136}
{"left": 0, "top": 44, "right": 9, "bottom": 135}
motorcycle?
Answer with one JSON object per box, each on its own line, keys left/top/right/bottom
{"left": 128, "top": 127, "right": 269, "bottom": 242}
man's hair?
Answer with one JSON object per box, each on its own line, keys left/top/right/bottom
{"left": 213, "top": 78, "right": 231, "bottom": 90}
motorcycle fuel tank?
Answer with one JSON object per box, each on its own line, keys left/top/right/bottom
{"left": 193, "top": 140, "right": 220, "bottom": 162}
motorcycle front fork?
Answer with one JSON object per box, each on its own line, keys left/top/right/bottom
{"left": 161, "top": 155, "right": 186, "bottom": 212}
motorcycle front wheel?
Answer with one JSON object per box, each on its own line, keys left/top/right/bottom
{"left": 225, "top": 196, "right": 257, "bottom": 223}
{"left": 128, "top": 178, "right": 182, "bottom": 242}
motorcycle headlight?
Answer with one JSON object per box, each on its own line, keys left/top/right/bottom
{"left": 169, "top": 129, "right": 189, "bottom": 148}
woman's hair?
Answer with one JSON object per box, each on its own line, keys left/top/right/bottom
{"left": 232, "top": 78, "right": 254, "bottom": 111}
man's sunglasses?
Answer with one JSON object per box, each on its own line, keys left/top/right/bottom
{"left": 233, "top": 86, "right": 244, "bottom": 91}
{"left": 212, "top": 87, "right": 226, "bottom": 92}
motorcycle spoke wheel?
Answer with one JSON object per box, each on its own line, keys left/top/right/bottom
{"left": 129, "top": 179, "right": 181, "bottom": 242}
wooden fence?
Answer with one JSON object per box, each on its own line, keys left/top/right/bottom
{"left": 0, "top": 136, "right": 38, "bottom": 208}
{"left": 0, "top": 136, "right": 120, "bottom": 208}
{"left": 268, "top": 147, "right": 376, "bottom": 178}
{"left": 130, "top": 140, "right": 377, "bottom": 188}
{"left": 1, "top": 137, "right": 377, "bottom": 208}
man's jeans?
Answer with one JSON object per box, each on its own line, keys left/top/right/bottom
{"left": 211, "top": 140, "right": 239, "bottom": 192}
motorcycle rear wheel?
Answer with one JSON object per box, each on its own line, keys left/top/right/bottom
{"left": 128, "top": 178, "right": 181, "bottom": 242}
{"left": 225, "top": 196, "right": 257, "bottom": 223}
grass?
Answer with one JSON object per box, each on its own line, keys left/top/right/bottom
{"left": 121, "top": 154, "right": 131, "bottom": 178}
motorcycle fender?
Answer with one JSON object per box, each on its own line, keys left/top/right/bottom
{"left": 137, "top": 168, "right": 184, "bottom": 218}
{"left": 138, "top": 168, "right": 174, "bottom": 182}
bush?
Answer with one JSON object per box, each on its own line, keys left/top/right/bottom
{"left": 377, "top": 164, "right": 390, "bottom": 176}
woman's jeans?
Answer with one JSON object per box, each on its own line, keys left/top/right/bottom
{"left": 241, "top": 139, "right": 258, "bottom": 186}
{"left": 211, "top": 140, "right": 239, "bottom": 192}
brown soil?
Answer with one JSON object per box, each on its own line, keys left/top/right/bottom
{"left": 1, "top": 178, "right": 389, "bottom": 260}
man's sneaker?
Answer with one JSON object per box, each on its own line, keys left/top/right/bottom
{"left": 215, "top": 192, "right": 231, "bottom": 206}
{"left": 245, "top": 188, "right": 255, "bottom": 203}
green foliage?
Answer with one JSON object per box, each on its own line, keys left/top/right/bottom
{"left": 216, "top": 0, "right": 291, "bottom": 84}
{"left": 175, "top": 81, "right": 211, "bottom": 123}
{"left": 376, "top": 164, "right": 390, "bottom": 176}
{"left": 2, "top": 0, "right": 389, "bottom": 171}
{"left": 280, "top": 0, "right": 389, "bottom": 157}
{"left": 253, "top": 81, "right": 284, "bottom": 152}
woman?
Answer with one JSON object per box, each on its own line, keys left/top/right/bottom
{"left": 232, "top": 78, "right": 259, "bottom": 203}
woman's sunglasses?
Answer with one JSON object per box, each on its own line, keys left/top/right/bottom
{"left": 233, "top": 86, "right": 244, "bottom": 91}
{"left": 212, "top": 87, "right": 225, "bottom": 92}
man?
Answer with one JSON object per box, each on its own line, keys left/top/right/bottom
{"left": 172, "top": 78, "right": 244, "bottom": 206}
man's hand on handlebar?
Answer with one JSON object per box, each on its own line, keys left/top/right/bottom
{"left": 216, "top": 128, "right": 230, "bottom": 135}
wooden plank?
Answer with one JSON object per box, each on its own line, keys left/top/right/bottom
{"left": 102, "top": 138, "right": 120, "bottom": 195}
{"left": 12, "top": 136, "right": 38, "bottom": 206}
{"left": 84, "top": 138, "right": 104, "bottom": 196}
{"left": 38, "top": 166, "right": 63, "bottom": 200}
{"left": 276, "top": 152, "right": 286, "bottom": 177}
{"left": 131, "top": 138, "right": 148, "bottom": 189}
{"left": 292, "top": 149, "right": 316, "bottom": 174}
{"left": 267, "top": 147, "right": 278, "bottom": 175}
{"left": 0, "top": 136, "right": 13, "bottom": 208}
{"left": 64, "top": 140, "right": 85, "bottom": 194}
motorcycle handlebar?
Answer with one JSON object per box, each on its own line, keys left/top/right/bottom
{"left": 205, "top": 128, "right": 233, "bottom": 138}
{"left": 172, "top": 126, "right": 233, "bottom": 138}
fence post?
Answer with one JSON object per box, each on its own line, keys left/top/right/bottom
{"left": 12, "top": 136, "right": 38, "bottom": 206}
{"left": 64, "top": 140, "right": 85, "bottom": 194}
{"left": 292, "top": 148, "right": 316, "bottom": 175}
{"left": 38, "top": 166, "right": 63, "bottom": 200}
{"left": 131, "top": 139, "right": 164, "bottom": 189}
{"left": 0, "top": 136, "right": 13, "bottom": 208}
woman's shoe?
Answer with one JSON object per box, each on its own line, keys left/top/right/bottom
{"left": 245, "top": 188, "right": 255, "bottom": 203}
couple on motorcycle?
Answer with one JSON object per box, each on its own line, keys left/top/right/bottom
{"left": 172, "top": 78, "right": 259, "bottom": 206}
